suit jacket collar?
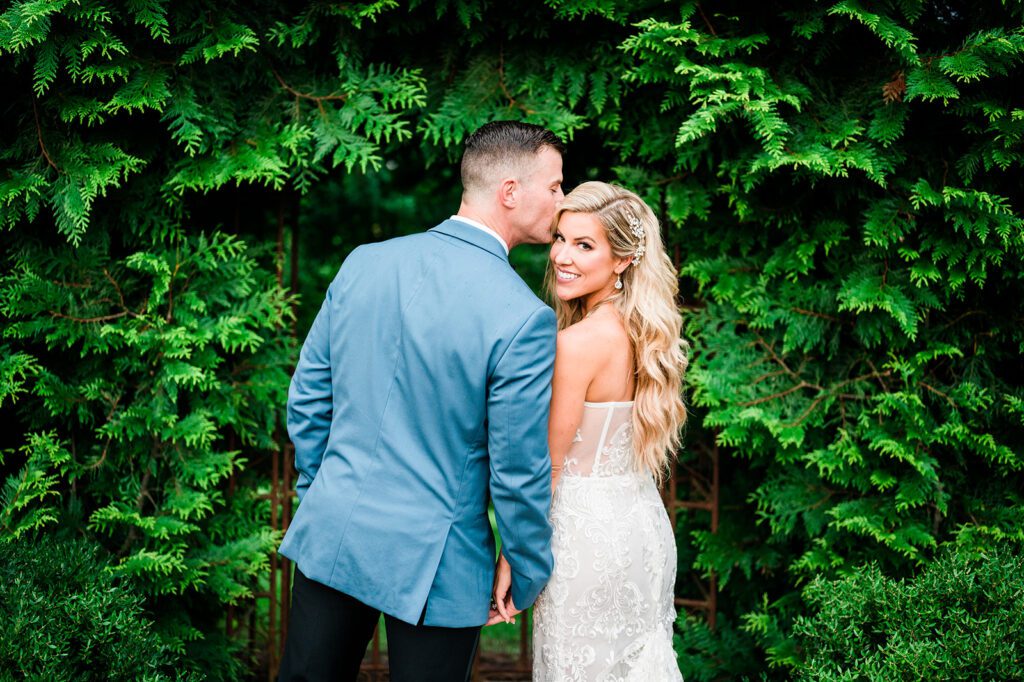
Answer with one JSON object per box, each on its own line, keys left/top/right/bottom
{"left": 430, "top": 219, "right": 510, "bottom": 263}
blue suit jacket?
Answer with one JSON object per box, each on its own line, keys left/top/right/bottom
{"left": 279, "top": 219, "right": 556, "bottom": 627}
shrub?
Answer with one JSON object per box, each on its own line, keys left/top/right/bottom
{"left": 0, "top": 534, "right": 192, "bottom": 682}
{"left": 793, "top": 537, "right": 1024, "bottom": 680}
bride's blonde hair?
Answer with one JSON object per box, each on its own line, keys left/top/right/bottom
{"left": 544, "top": 181, "right": 689, "bottom": 485}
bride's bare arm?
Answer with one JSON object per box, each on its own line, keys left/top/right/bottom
{"left": 548, "top": 326, "right": 594, "bottom": 490}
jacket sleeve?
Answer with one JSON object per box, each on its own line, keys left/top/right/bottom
{"left": 286, "top": 278, "right": 337, "bottom": 503}
{"left": 487, "top": 304, "right": 557, "bottom": 609}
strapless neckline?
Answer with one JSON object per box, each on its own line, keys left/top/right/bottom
{"left": 583, "top": 400, "right": 634, "bottom": 407}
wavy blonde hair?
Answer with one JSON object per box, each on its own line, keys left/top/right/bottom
{"left": 544, "top": 181, "right": 689, "bottom": 485}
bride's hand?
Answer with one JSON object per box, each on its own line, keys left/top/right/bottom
{"left": 486, "top": 554, "right": 516, "bottom": 625}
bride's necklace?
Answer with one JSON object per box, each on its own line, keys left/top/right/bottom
{"left": 584, "top": 293, "right": 621, "bottom": 319}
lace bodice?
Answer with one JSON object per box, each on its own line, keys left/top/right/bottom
{"left": 562, "top": 401, "right": 636, "bottom": 478}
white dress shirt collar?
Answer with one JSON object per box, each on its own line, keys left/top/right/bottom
{"left": 449, "top": 215, "right": 509, "bottom": 255}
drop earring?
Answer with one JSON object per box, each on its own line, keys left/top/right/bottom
{"left": 614, "top": 274, "right": 623, "bottom": 290}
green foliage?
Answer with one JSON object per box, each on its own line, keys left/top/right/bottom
{"left": 628, "top": 2, "right": 1024, "bottom": 675}
{"left": 0, "top": 431, "right": 70, "bottom": 539}
{"left": 0, "top": 228, "right": 290, "bottom": 677}
{"left": 674, "top": 613, "right": 765, "bottom": 681}
{"left": 0, "top": 533, "right": 193, "bottom": 681}
{"left": 794, "top": 534, "right": 1024, "bottom": 680}
{"left": 3, "top": 0, "right": 1023, "bottom": 678}
{"left": 0, "top": 0, "right": 428, "bottom": 242}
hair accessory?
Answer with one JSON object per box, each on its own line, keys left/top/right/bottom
{"left": 627, "top": 214, "right": 646, "bottom": 264}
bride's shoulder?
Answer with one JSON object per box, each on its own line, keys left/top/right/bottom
{"left": 556, "top": 314, "right": 627, "bottom": 358}
{"left": 554, "top": 321, "right": 588, "bottom": 357}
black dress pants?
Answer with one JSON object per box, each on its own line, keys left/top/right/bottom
{"left": 278, "top": 568, "right": 481, "bottom": 682}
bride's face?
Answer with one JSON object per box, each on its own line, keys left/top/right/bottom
{"left": 550, "top": 211, "right": 626, "bottom": 305}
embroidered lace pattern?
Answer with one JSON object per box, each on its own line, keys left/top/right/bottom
{"left": 533, "top": 402, "right": 682, "bottom": 681}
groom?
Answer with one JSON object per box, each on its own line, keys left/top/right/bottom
{"left": 277, "top": 121, "right": 564, "bottom": 681}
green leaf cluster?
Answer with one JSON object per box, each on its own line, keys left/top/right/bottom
{"left": 0, "top": 533, "right": 195, "bottom": 681}
{"left": 0, "top": 0, "right": 427, "bottom": 243}
{"left": 794, "top": 533, "right": 1024, "bottom": 680}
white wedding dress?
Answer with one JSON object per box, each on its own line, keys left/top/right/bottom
{"left": 533, "top": 401, "right": 682, "bottom": 681}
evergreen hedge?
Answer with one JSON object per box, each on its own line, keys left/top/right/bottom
{"left": 2, "top": 0, "right": 1022, "bottom": 677}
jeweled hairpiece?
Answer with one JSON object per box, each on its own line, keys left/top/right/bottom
{"left": 627, "top": 214, "right": 646, "bottom": 264}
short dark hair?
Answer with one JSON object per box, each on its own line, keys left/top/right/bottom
{"left": 461, "top": 121, "right": 564, "bottom": 196}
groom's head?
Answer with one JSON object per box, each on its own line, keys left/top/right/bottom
{"left": 461, "top": 121, "right": 565, "bottom": 246}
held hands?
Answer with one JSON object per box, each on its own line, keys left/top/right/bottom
{"left": 485, "top": 554, "right": 521, "bottom": 626}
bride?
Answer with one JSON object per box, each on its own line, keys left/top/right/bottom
{"left": 492, "top": 181, "right": 688, "bottom": 680}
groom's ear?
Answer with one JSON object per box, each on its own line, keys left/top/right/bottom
{"left": 499, "top": 178, "right": 518, "bottom": 208}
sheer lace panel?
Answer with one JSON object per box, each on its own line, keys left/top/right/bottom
{"left": 562, "top": 402, "right": 634, "bottom": 478}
